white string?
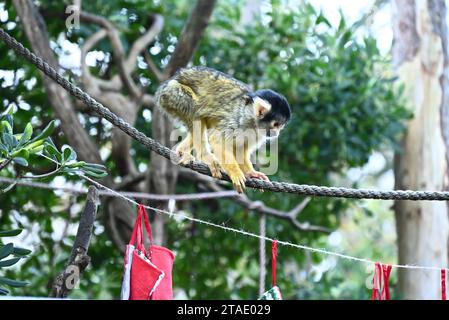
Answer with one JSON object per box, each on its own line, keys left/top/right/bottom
{"left": 79, "top": 174, "right": 449, "bottom": 273}
{"left": 8, "top": 153, "right": 449, "bottom": 272}
{"left": 0, "top": 177, "right": 238, "bottom": 201}
{"left": 259, "top": 213, "right": 266, "bottom": 296}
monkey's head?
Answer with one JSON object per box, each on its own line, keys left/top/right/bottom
{"left": 253, "top": 89, "right": 291, "bottom": 139}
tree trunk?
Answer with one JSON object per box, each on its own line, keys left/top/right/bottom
{"left": 148, "top": 109, "right": 178, "bottom": 246}
{"left": 392, "top": 0, "right": 449, "bottom": 299}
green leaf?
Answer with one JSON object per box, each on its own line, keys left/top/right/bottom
{"left": 82, "top": 170, "right": 108, "bottom": 178}
{"left": 44, "top": 143, "right": 62, "bottom": 163}
{"left": 0, "top": 229, "right": 22, "bottom": 237}
{"left": 83, "top": 163, "right": 107, "bottom": 171}
{"left": 0, "top": 287, "right": 9, "bottom": 295}
{"left": 23, "top": 139, "right": 44, "bottom": 151}
{"left": 6, "top": 108, "right": 14, "bottom": 117}
{"left": 338, "top": 29, "right": 353, "bottom": 49}
{"left": 0, "top": 277, "right": 29, "bottom": 288}
{"left": 316, "top": 13, "right": 331, "bottom": 27}
{"left": 28, "top": 144, "right": 44, "bottom": 154}
{"left": 3, "top": 113, "right": 13, "bottom": 126}
{"left": 0, "top": 243, "right": 13, "bottom": 260}
{"left": 13, "top": 247, "right": 31, "bottom": 256}
{"left": 1, "top": 133, "right": 16, "bottom": 149}
{"left": 62, "top": 146, "right": 77, "bottom": 162}
{"left": 62, "top": 168, "right": 80, "bottom": 176}
{"left": 0, "top": 142, "right": 7, "bottom": 154}
{"left": 0, "top": 257, "right": 21, "bottom": 267}
{"left": 29, "top": 120, "right": 56, "bottom": 143}
{"left": 65, "top": 161, "right": 86, "bottom": 168}
{"left": 10, "top": 148, "right": 30, "bottom": 159}
{"left": 12, "top": 157, "right": 28, "bottom": 167}
{"left": 0, "top": 121, "right": 12, "bottom": 135}
{"left": 81, "top": 163, "right": 108, "bottom": 178}
{"left": 18, "top": 123, "right": 33, "bottom": 146}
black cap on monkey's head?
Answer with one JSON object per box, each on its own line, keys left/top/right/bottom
{"left": 253, "top": 89, "right": 291, "bottom": 138}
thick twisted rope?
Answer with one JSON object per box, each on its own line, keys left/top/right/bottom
{"left": 2, "top": 27, "right": 449, "bottom": 200}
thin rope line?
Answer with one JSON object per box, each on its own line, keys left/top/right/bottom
{"left": 0, "top": 177, "right": 238, "bottom": 201}
{"left": 3, "top": 27, "right": 449, "bottom": 200}
{"left": 17, "top": 154, "right": 449, "bottom": 272}
{"left": 79, "top": 174, "right": 449, "bottom": 273}
{"left": 259, "top": 213, "right": 267, "bottom": 296}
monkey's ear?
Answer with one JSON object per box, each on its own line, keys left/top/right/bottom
{"left": 253, "top": 97, "right": 271, "bottom": 118}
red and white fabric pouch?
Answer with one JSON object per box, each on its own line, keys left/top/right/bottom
{"left": 121, "top": 205, "right": 174, "bottom": 300}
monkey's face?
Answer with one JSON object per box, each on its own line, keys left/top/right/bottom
{"left": 253, "top": 89, "right": 291, "bottom": 139}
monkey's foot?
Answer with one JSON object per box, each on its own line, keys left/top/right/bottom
{"left": 245, "top": 170, "right": 269, "bottom": 181}
{"left": 228, "top": 170, "right": 247, "bottom": 194}
{"left": 200, "top": 153, "right": 223, "bottom": 179}
{"left": 176, "top": 150, "right": 196, "bottom": 165}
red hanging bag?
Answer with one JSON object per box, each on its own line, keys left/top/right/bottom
{"left": 121, "top": 205, "right": 175, "bottom": 300}
{"left": 371, "top": 262, "right": 392, "bottom": 300}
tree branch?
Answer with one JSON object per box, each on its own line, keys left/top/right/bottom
{"left": 178, "top": 168, "right": 331, "bottom": 233}
{"left": 50, "top": 186, "right": 99, "bottom": 298}
{"left": 80, "top": 28, "right": 110, "bottom": 92}
{"left": 125, "top": 14, "right": 164, "bottom": 73}
{"left": 38, "top": 9, "right": 160, "bottom": 108}
{"left": 353, "top": 0, "right": 389, "bottom": 29}
{"left": 0, "top": 158, "right": 12, "bottom": 172}
{"left": 144, "top": 51, "right": 165, "bottom": 82}
{"left": 81, "top": 29, "right": 139, "bottom": 177}
{"left": 234, "top": 193, "right": 329, "bottom": 233}
{"left": 79, "top": 12, "right": 161, "bottom": 108}
{"left": 80, "top": 12, "right": 141, "bottom": 99}
{"left": 115, "top": 172, "right": 147, "bottom": 191}
{"left": 163, "top": 0, "right": 217, "bottom": 78}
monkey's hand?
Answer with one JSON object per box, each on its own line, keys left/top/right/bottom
{"left": 245, "top": 170, "right": 269, "bottom": 181}
{"left": 198, "top": 153, "right": 223, "bottom": 180}
{"left": 175, "top": 133, "right": 196, "bottom": 165}
{"left": 176, "top": 149, "right": 196, "bottom": 165}
{"left": 227, "top": 168, "right": 247, "bottom": 193}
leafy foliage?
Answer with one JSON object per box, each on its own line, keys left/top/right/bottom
{"left": 202, "top": 3, "right": 409, "bottom": 174}
{"left": 0, "top": 229, "right": 31, "bottom": 295}
{"left": 0, "top": 0, "right": 408, "bottom": 299}
{"left": 0, "top": 111, "right": 54, "bottom": 170}
{"left": 0, "top": 110, "right": 108, "bottom": 190}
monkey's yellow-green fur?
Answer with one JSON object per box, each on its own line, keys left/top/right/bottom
{"left": 156, "top": 66, "right": 270, "bottom": 193}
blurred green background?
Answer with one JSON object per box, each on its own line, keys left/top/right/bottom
{"left": 0, "top": 0, "right": 409, "bottom": 299}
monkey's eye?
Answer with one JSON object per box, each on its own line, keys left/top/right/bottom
{"left": 272, "top": 122, "right": 280, "bottom": 128}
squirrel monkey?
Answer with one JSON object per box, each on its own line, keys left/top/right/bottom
{"left": 155, "top": 67, "right": 291, "bottom": 193}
